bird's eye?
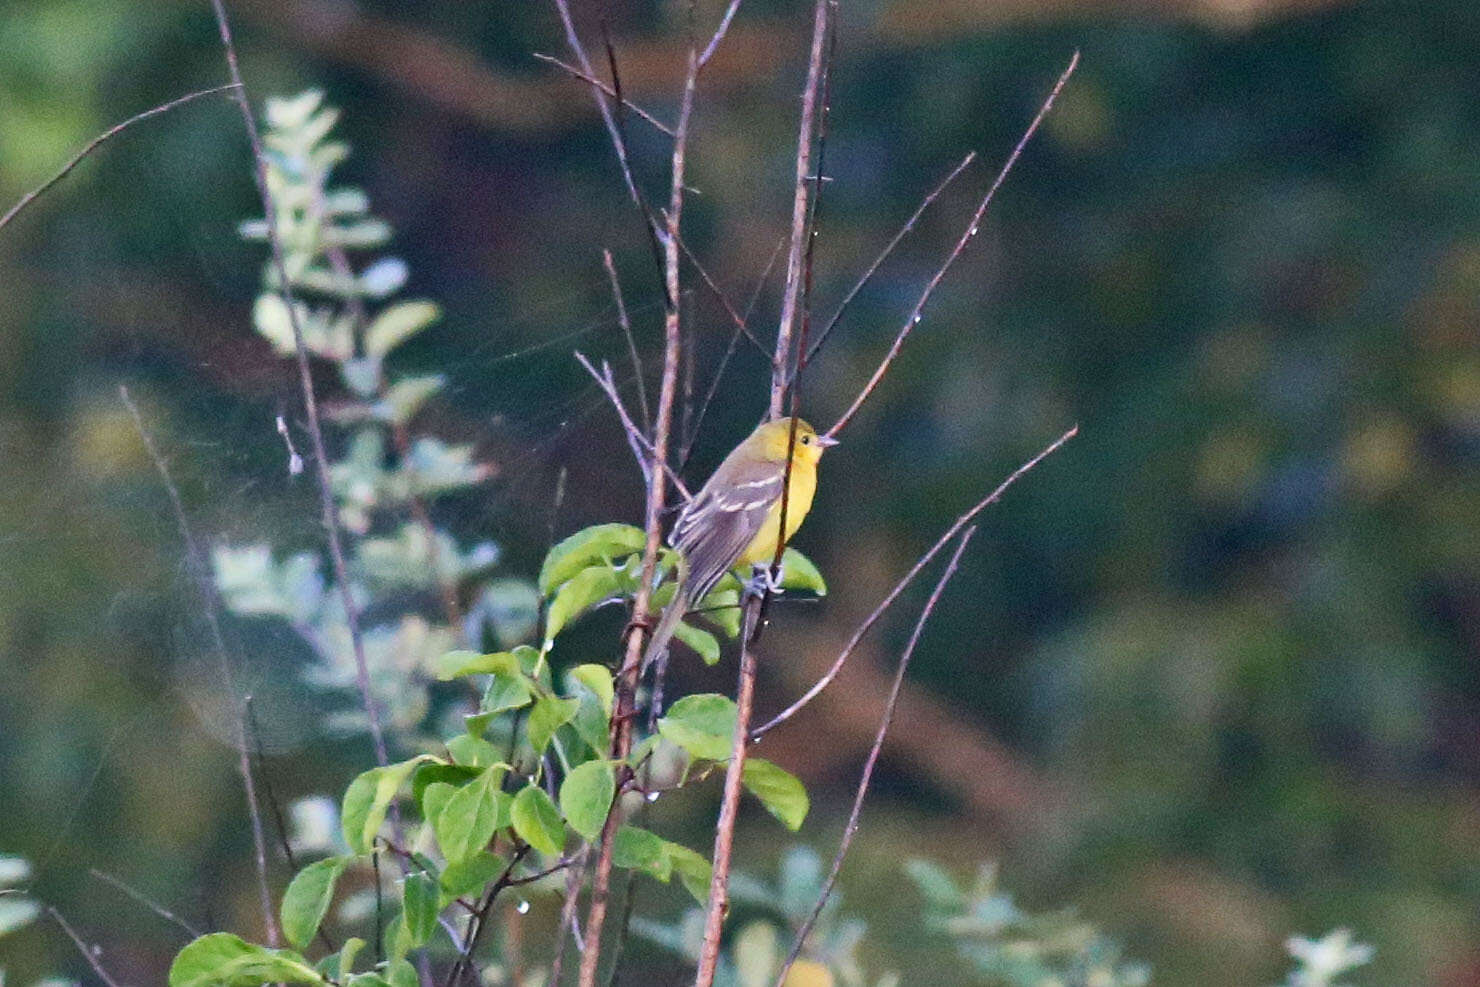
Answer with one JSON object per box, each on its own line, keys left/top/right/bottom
{"left": 800, "top": 435, "right": 811, "bottom": 445}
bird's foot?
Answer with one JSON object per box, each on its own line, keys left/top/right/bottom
{"left": 745, "top": 562, "right": 785, "bottom": 599}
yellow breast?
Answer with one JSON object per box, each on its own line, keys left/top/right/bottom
{"left": 736, "top": 458, "right": 818, "bottom": 567}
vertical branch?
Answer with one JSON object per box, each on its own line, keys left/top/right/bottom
{"left": 604, "top": 247, "right": 650, "bottom": 433}
{"left": 775, "top": 528, "right": 976, "bottom": 984}
{"left": 696, "top": 7, "right": 832, "bottom": 984}
{"left": 119, "top": 387, "right": 278, "bottom": 947}
{"left": 206, "top": 0, "right": 391, "bottom": 770}
{"left": 576, "top": 26, "right": 702, "bottom": 987}
{"left": 770, "top": 0, "right": 831, "bottom": 419}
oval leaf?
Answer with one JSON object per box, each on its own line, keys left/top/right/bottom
{"left": 401, "top": 872, "right": 438, "bottom": 948}
{"left": 365, "top": 300, "right": 440, "bottom": 358}
{"left": 169, "top": 933, "right": 326, "bottom": 987}
{"left": 341, "top": 756, "right": 438, "bottom": 855}
{"left": 742, "top": 758, "right": 810, "bottom": 831}
{"left": 569, "top": 664, "right": 615, "bottom": 717}
{"left": 281, "top": 856, "right": 348, "bottom": 949}
{"left": 672, "top": 620, "right": 721, "bottom": 665}
{"left": 612, "top": 825, "right": 669, "bottom": 881}
{"left": 656, "top": 693, "right": 737, "bottom": 762}
{"left": 435, "top": 767, "right": 506, "bottom": 866}
{"left": 544, "top": 564, "right": 625, "bottom": 643}
{"left": 559, "top": 760, "right": 615, "bottom": 843}
{"left": 528, "top": 695, "right": 580, "bottom": 756}
{"left": 779, "top": 547, "right": 826, "bottom": 596}
{"left": 661, "top": 842, "right": 713, "bottom": 906}
{"left": 510, "top": 784, "right": 565, "bottom": 856}
{"left": 539, "top": 523, "right": 646, "bottom": 597}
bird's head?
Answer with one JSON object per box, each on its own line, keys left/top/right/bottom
{"left": 749, "top": 417, "right": 838, "bottom": 466}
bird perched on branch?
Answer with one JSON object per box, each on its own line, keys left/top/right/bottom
{"left": 643, "top": 417, "right": 837, "bottom": 670}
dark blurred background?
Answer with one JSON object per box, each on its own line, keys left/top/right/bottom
{"left": 3, "top": 0, "right": 1479, "bottom": 983}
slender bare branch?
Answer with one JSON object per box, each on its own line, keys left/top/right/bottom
{"left": 680, "top": 237, "right": 787, "bottom": 466}
{"left": 803, "top": 151, "right": 977, "bottom": 368}
{"left": 533, "top": 52, "right": 677, "bottom": 136}
{"left": 753, "top": 424, "right": 1076, "bottom": 739}
{"left": 574, "top": 352, "right": 693, "bottom": 501}
{"left": 776, "top": 528, "right": 976, "bottom": 984}
{"left": 0, "top": 85, "right": 239, "bottom": 233}
{"left": 674, "top": 233, "right": 771, "bottom": 357}
{"left": 118, "top": 386, "right": 278, "bottom": 946}
{"left": 89, "top": 868, "right": 202, "bottom": 939}
{"left": 576, "top": 9, "right": 707, "bottom": 984}
{"left": 769, "top": 0, "right": 832, "bottom": 420}
{"left": 604, "top": 248, "right": 651, "bottom": 432}
{"left": 547, "top": 847, "right": 589, "bottom": 986}
{"left": 48, "top": 908, "right": 125, "bottom": 987}
{"left": 694, "top": 603, "right": 763, "bottom": 985}
{"left": 206, "top": 0, "right": 391, "bottom": 773}
{"left": 825, "top": 51, "right": 1078, "bottom": 440}
{"left": 698, "top": 0, "right": 746, "bottom": 67}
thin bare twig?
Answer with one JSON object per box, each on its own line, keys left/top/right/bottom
{"left": 118, "top": 386, "right": 278, "bottom": 946}
{"left": 575, "top": 11, "right": 706, "bottom": 986}
{"left": 674, "top": 234, "right": 771, "bottom": 358}
{"left": 206, "top": 0, "right": 391, "bottom": 772}
{"left": 48, "top": 908, "right": 125, "bottom": 987}
{"left": 547, "top": 846, "right": 589, "bottom": 986}
{"left": 803, "top": 151, "right": 977, "bottom": 368}
{"left": 604, "top": 248, "right": 651, "bottom": 433}
{"left": 769, "top": 0, "right": 832, "bottom": 420}
{"left": 89, "top": 868, "right": 202, "bottom": 939}
{"left": 680, "top": 237, "right": 787, "bottom": 467}
{"left": 532, "top": 52, "right": 676, "bottom": 136}
{"left": 825, "top": 51, "right": 1078, "bottom": 440}
{"left": 0, "top": 85, "right": 239, "bottom": 233}
{"left": 752, "top": 424, "right": 1077, "bottom": 740}
{"left": 574, "top": 352, "right": 693, "bottom": 501}
{"left": 775, "top": 528, "right": 976, "bottom": 984}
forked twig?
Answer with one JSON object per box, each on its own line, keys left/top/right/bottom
{"left": 533, "top": 52, "right": 676, "bottom": 136}
{"left": 752, "top": 424, "right": 1077, "bottom": 739}
{"left": 574, "top": 352, "right": 693, "bottom": 501}
{"left": 0, "top": 85, "right": 239, "bottom": 233}
{"left": 775, "top": 528, "right": 976, "bottom": 984}
{"left": 824, "top": 51, "right": 1078, "bottom": 440}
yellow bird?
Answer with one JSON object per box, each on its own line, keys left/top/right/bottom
{"left": 643, "top": 417, "right": 837, "bottom": 668}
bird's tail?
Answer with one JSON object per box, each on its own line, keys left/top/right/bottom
{"left": 641, "top": 552, "right": 689, "bottom": 675}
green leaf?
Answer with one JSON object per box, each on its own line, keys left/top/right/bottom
{"left": 440, "top": 852, "right": 505, "bottom": 902}
{"left": 742, "top": 759, "right": 810, "bottom": 831}
{"left": 903, "top": 859, "right": 965, "bottom": 909}
{"left": 672, "top": 620, "right": 722, "bottom": 665}
{"left": 280, "top": 856, "right": 349, "bottom": 949}
{"left": 435, "top": 766, "right": 508, "bottom": 866}
{"left": 528, "top": 695, "right": 579, "bottom": 755}
{"left": 401, "top": 872, "right": 439, "bottom": 948}
{"left": 779, "top": 547, "right": 827, "bottom": 596}
{"left": 481, "top": 669, "right": 534, "bottom": 717}
{"left": 412, "top": 764, "right": 479, "bottom": 810}
{"left": 385, "top": 959, "right": 419, "bottom": 987}
{"left": 570, "top": 691, "right": 610, "bottom": 755}
{"left": 695, "top": 586, "right": 742, "bottom": 638}
{"left": 662, "top": 842, "right": 713, "bottom": 906}
{"left": 436, "top": 649, "right": 520, "bottom": 680}
{"left": 336, "top": 938, "right": 366, "bottom": 982}
{"left": 612, "top": 825, "right": 669, "bottom": 881}
{"left": 539, "top": 523, "right": 647, "bottom": 596}
{"left": 365, "top": 300, "right": 440, "bottom": 358}
{"left": 341, "top": 756, "right": 438, "bottom": 855}
{"left": 569, "top": 664, "right": 615, "bottom": 717}
{"left": 446, "top": 734, "right": 502, "bottom": 769}
{"left": 656, "top": 694, "right": 737, "bottom": 762}
{"left": 380, "top": 374, "right": 444, "bottom": 425}
{"left": 169, "top": 933, "right": 326, "bottom": 987}
{"left": 559, "top": 760, "right": 615, "bottom": 843}
{"left": 510, "top": 784, "right": 564, "bottom": 856}
{"left": 545, "top": 564, "right": 625, "bottom": 643}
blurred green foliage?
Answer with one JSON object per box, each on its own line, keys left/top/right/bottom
{"left": 1, "top": 0, "right": 1478, "bottom": 984}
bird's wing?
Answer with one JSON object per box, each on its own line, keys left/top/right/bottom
{"left": 671, "top": 461, "right": 783, "bottom": 604}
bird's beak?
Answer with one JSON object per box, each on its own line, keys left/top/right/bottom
{"left": 816, "top": 434, "right": 840, "bottom": 448}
